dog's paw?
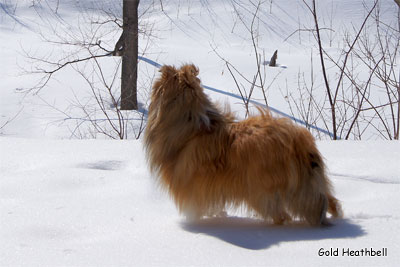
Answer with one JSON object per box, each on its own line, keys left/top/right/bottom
{"left": 216, "top": 210, "right": 228, "bottom": 218}
{"left": 273, "top": 212, "right": 292, "bottom": 225}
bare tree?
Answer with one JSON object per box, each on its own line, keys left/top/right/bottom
{"left": 26, "top": 1, "right": 142, "bottom": 107}
{"left": 288, "top": 0, "right": 399, "bottom": 140}
{"left": 21, "top": 0, "right": 155, "bottom": 139}
{"left": 119, "top": 0, "right": 140, "bottom": 110}
{"left": 0, "top": 108, "right": 23, "bottom": 134}
{"left": 301, "top": 0, "right": 379, "bottom": 139}
{"left": 212, "top": 0, "right": 283, "bottom": 117}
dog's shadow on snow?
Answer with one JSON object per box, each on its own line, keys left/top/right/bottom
{"left": 181, "top": 217, "right": 364, "bottom": 250}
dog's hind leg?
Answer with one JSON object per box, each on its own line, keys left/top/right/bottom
{"left": 303, "top": 151, "right": 337, "bottom": 226}
{"left": 305, "top": 193, "right": 330, "bottom": 226}
{"left": 327, "top": 194, "right": 343, "bottom": 218}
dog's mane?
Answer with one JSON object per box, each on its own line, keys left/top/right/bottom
{"left": 145, "top": 64, "right": 232, "bottom": 172}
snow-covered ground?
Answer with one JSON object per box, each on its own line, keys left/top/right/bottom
{"left": 1, "top": 0, "right": 400, "bottom": 266}
{"left": 1, "top": 138, "right": 399, "bottom": 266}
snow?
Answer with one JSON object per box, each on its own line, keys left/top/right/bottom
{"left": 1, "top": 138, "right": 399, "bottom": 266}
{"left": 1, "top": 0, "right": 400, "bottom": 266}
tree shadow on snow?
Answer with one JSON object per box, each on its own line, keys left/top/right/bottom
{"left": 181, "top": 217, "right": 364, "bottom": 250}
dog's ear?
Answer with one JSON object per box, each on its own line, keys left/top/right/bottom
{"left": 178, "top": 64, "right": 200, "bottom": 86}
{"left": 198, "top": 108, "right": 222, "bottom": 133}
{"left": 199, "top": 113, "right": 211, "bottom": 132}
{"left": 159, "top": 65, "right": 178, "bottom": 81}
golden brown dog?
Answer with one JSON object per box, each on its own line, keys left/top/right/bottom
{"left": 144, "top": 64, "right": 342, "bottom": 226}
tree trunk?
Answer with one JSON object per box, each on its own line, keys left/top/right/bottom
{"left": 121, "top": 0, "right": 140, "bottom": 110}
{"left": 269, "top": 50, "right": 278, "bottom": 67}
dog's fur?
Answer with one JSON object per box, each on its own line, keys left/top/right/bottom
{"left": 144, "top": 64, "right": 342, "bottom": 226}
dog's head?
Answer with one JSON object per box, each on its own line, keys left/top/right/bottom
{"left": 148, "top": 64, "right": 223, "bottom": 132}
{"left": 151, "top": 64, "right": 202, "bottom": 105}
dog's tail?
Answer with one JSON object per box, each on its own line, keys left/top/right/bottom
{"left": 327, "top": 194, "right": 342, "bottom": 218}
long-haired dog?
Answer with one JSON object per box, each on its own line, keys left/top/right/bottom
{"left": 144, "top": 64, "right": 342, "bottom": 226}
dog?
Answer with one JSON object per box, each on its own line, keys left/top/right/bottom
{"left": 144, "top": 64, "right": 342, "bottom": 226}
